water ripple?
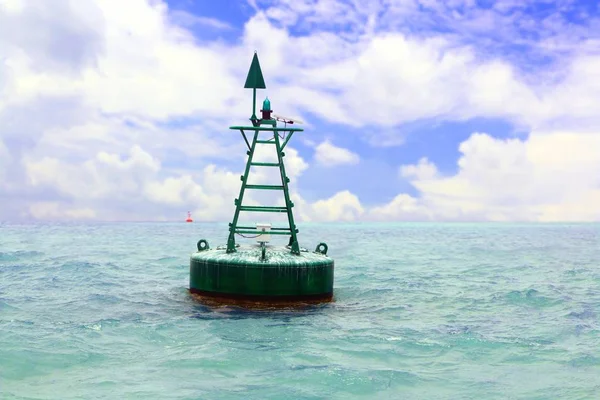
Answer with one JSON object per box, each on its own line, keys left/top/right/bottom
{"left": 1, "top": 222, "right": 599, "bottom": 399}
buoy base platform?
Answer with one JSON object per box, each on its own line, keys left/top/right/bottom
{"left": 190, "top": 244, "right": 334, "bottom": 302}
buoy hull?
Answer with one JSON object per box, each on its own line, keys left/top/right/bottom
{"left": 190, "top": 245, "right": 334, "bottom": 300}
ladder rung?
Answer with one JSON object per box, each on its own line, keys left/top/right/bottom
{"left": 239, "top": 206, "right": 288, "bottom": 213}
{"left": 234, "top": 229, "right": 292, "bottom": 236}
{"left": 235, "top": 226, "right": 293, "bottom": 231}
{"left": 245, "top": 184, "right": 284, "bottom": 190}
{"left": 256, "top": 140, "right": 276, "bottom": 144}
{"left": 250, "top": 162, "right": 280, "bottom": 167}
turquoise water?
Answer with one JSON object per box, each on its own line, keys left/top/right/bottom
{"left": 1, "top": 222, "right": 599, "bottom": 399}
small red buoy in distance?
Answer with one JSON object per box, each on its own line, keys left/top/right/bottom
{"left": 186, "top": 211, "right": 193, "bottom": 223}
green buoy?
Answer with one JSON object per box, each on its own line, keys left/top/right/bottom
{"left": 190, "top": 52, "right": 334, "bottom": 302}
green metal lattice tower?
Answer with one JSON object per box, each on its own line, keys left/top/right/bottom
{"left": 226, "top": 52, "right": 303, "bottom": 255}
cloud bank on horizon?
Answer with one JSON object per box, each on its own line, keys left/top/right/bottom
{"left": 0, "top": 0, "right": 599, "bottom": 222}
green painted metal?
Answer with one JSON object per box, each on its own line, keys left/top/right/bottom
{"left": 226, "top": 130, "right": 259, "bottom": 252}
{"left": 235, "top": 225, "right": 293, "bottom": 231}
{"left": 244, "top": 53, "right": 266, "bottom": 89}
{"left": 239, "top": 205, "right": 288, "bottom": 213}
{"left": 226, "top": 90, "right": 303, "bottom": 254}
{"left": 239, "top": 130, "right": 251, "bottom": 150}
{"left": 190, "top": 245, "right": 334, "bottom": 298}
{"left": 245, "top": 184, "right": 284, "bottom": 190}
{"left": 226, "top": 122, "right": 302, "bottom": 251}
{"left": 197, "top": 239, "right": 210, "bottom": 251}
{"left": 260, "top": 242, "right": 267, "bottom": 261}
{"left": 244, "top": 53, "right": 266, "bottom": 124}
{"left": 189, "top": 52, "right": 334, "bottom": 301}
{"left": 273, "top": 129, "right": 301, "bottom": 255}
{"left": 230, "top": 126, "right": 303, "bottom": 132}
{"left": 234, "top": 229, "right": 291, "bottom": 235}
{"left": 251, "top": 88, "right": 257, "bottom": 123}
{"left": 280, "top": 131, "right": 294, "bottom": 151}
{"left": 315, "top": 242, "right": 328, "bottom": 255}
{"left": 250, "top": 162, "right": 279, "bottom": 167}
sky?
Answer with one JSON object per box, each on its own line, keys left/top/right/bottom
{"left": 0, "top": 0, "right": 599, "bottom": 223}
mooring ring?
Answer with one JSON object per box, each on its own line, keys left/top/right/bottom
{"left": 315, "top": 242, "right": 328, "bottom": 255}
{"left": 197, "top": 239, "right": 210, "bottom": 251}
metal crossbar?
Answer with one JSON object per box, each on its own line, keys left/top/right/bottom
{"left": 235, "top": 226, "right": 294, "bottom": 232}
{"left": 250, "top": 162, "right": 280, "bottom": 167}
{"left": 234, "top": 229, "right": 292, "bottom": 236}
{"left": 245, "top": 184, "right": 284, "bottom": 190}
{"left": 238, "top": 205, "right": 288, "bottom": 213}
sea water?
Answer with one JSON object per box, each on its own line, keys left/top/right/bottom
{"left": 1, "top": 222, "right": 599, "bottom": 399}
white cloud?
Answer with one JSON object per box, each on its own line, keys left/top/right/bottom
{"left": 400, "top": 157, "right": 438, "bottom": 180}
{"left": 23, "top": 144, "right": 242, "bottom": 221}
{"left": 19, "top": 139, "right": 313, "bottom": 222}
{"left": 145, "top": 175, "right": 204, "bottom": 206}
{"left": 245, "top": 6, "right": 600, "bottom": 131}
{"left": 26, "top": 145, "right": 160, "bottom": 200}
{"left": 169, "top": 10, "right": 233, "bottom": 30}
{"left": 314, "top": 140, "right": 360, "bottom": 167}
{"left": 3, "top": 1, "right": 598, "bottom": 131}
{"left": 0, "top": 138, "right": 10, "bottom": 181}
{"left": 367, "top": 194, "right": 432, "bottom": 221}
{"left": 1, "top": 0, "right": 600, "bottom": 223}
{"left": 28, "top": 202, "right": 97, "bottom": 220}
{"left": 0, "top": 0, "right": 24, "bottom": 13}
{"left": 295, "top": 190, "right": 365, "bottom": 222}
{"left": 3, "top": 0, "right": 600, "bottom": 132}
{"left": 383, "top": 131, "right": 600, "bottom": 222}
